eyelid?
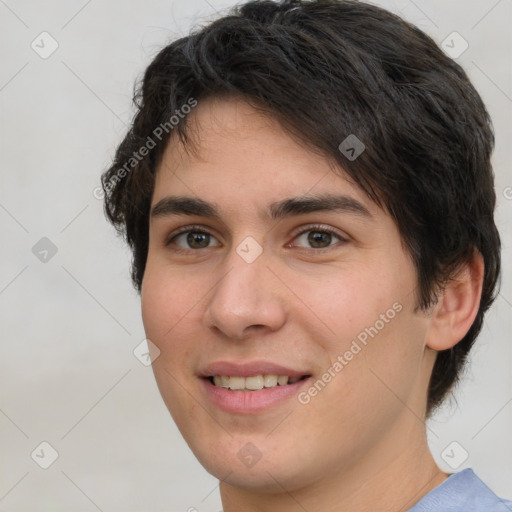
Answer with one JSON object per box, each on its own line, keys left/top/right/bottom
{"left": 291, "top": 223, "right": 347, "bottom": 236}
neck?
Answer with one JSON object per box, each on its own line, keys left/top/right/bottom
{"left": 219, "top": 419, "right": 447, "bottom": 512}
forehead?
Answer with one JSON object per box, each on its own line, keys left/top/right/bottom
{"left": 159, "top": 95, "right": 330, "bottom": 174}
{"left": 153, "top": 95, "right": 380, "bottom": 219}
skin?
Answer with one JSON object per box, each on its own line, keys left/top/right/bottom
{"left": 141, "top": 96, "right": 484, "bottom": 511}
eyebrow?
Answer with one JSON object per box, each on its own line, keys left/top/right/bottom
{"left": 150, "top": 193, "right": 372, "bottom": 221}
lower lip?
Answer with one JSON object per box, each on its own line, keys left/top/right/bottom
{"left": 201, "top": 377, "right": 311, "bottom": 414}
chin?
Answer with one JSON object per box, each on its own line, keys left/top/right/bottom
{"left": 187, "top": 434, "right": 317, "bottom": 494}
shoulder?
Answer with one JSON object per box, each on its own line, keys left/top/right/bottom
{"left": 408, "top": 469, "right": 512, "bottom": 512}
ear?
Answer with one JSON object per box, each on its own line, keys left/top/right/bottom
{"left": 426, "top": 251, "right": 484, "bottom": 351}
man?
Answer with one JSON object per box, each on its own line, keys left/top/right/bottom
{"left": 101, "top": 0, "right": 510, "bottom": 509}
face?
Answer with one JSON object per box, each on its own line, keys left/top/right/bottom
{"left": 141, "top": 96, "right": 436, "bottom": 492}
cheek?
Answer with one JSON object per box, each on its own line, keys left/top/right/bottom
{"left": 141, "top": 261, "right": 199, "bottom": 346}
{"left": 303, "top": 263, "right": 397, "bottom": 347}
{"left": 141, "top": 274, "right": 167, "bottom": 349}
{"left": 140, "top": 264, "right": 203, "bottom": 419}
{"left": 301, "top": 259, "right": 426, "bottom": 402}
{"left": 140, "top": 266, "right": 202, "bottom": 390}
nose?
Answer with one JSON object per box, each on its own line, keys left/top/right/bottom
{"left": 203, "top": 243, "right": 287, "bottom": 341}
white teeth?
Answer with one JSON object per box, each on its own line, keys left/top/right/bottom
{"left": 245, "top": 375, "right": 264, "bottom": 390}
{"left": 213, "top": 375, "right": 231, "bottom": 388}
{"left": 277, "top": 375, "right": 289, "bottom": 386}
{"left": 228, "top": 376, "right": 245, "bottom": 390}
{"left": 211, "top": 374, "right": 302, "bottom": 390}
{"left": 264, "top": 374, "right": 278, "bottom": 387}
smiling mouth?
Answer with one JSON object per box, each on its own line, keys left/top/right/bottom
{"left": 207, "top": 374, "right": 311, "bottom": 391}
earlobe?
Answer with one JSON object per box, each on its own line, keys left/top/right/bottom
{"left": 426, "top": 251, "right": 484, "bottom": 351}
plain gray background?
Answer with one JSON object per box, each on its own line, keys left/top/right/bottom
{"left": 0, "top": 0, "right": 511, "bottom": 510}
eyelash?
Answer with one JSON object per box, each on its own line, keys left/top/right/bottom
{"left": 165, "top": 224, "right": 348, "bottom": 252}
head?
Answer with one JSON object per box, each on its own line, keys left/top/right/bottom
{"left": 102, "top": 0, "right": 500, "bottom": 493}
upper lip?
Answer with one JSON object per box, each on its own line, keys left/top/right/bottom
{"left": 199, "top": 360, "right": 311, "bottom": 378}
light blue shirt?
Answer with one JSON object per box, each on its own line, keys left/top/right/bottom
{"left": 408, "top": 468, "right": 512, "bottom": 511}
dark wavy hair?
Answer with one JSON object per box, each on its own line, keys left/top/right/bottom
{"left": 101, "top": 0, "right": 501, "bottom": 416}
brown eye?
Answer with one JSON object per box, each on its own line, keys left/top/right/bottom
{"left": 186, "top": 232, "right": 211, "bottom": 249}
{"left": 167, "top": 229, "right": 220, "bottom": 250}
{"left": 293, "top": 227, "right": 345, "bottom": 250}
{"left": 307, "top": 231, "right": 333, "bottom": 248}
